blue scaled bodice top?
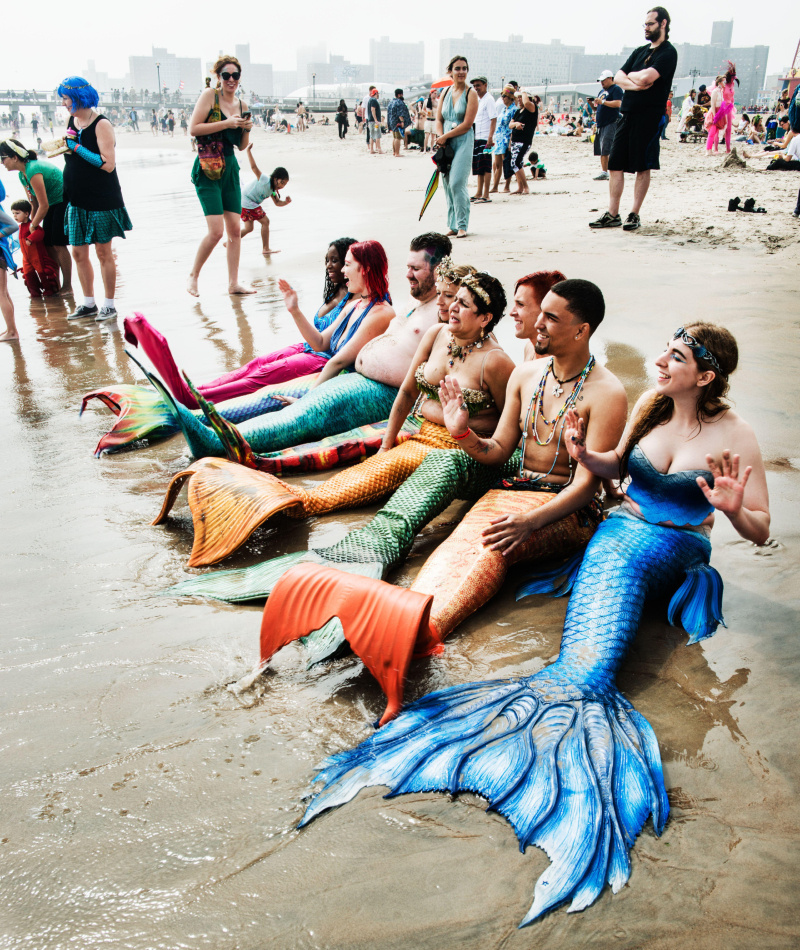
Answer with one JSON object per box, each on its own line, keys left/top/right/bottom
{"left": 626, "top": 444, "right": 715, "bottom": 526}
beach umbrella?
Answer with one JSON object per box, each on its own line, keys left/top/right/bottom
{"left": 419, "top": 167, "right": 440, "bottom": 220}
{"left": 430, "top": 77, "right": 454, "bottom": 90}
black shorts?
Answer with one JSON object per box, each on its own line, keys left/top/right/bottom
{"left": 608, "top": 112, "right": 662, "bottom": 173}
{"left": 43, "top": 200, "right": 69, "bottom": 247}
{"left": 472, "top": 139, "right": 492, "bottom": 175}
{"left": 593, "top": 122, "right": 616, "bottom": 157}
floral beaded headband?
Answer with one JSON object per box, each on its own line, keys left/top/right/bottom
{"left": 435, "top": 256, "right": 459, "bottom": 284}
{"left": 673, "top": 327, "right": 724, "bottom": 376}
{"left": 460, "top": 273, "right": 492, "bottom": 307}
{"left": 59, "top": 79, "right": 91, "bottom": 90}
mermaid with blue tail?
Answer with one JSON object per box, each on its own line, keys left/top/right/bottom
{"left": 293, "top": 322, "right": 770, "bottom": 924}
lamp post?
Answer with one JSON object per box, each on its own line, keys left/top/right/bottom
{"left": 689, "top": 67, "right": 700, "bottom": 88}
{"left": 542, "top": 76, "right": 550, "bottom": 104}
{"left": 156, "top": 62, "right": 162, "bottom": 104}
{"left": 312, "top": 72, "right": 316, "bottom": 102}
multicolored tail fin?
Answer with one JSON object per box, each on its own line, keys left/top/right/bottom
{"left": 80, "top": 384, "right": 179, "bottom": 456}
{"left": 182, "top": 372, "right": 259, "bottom": 469}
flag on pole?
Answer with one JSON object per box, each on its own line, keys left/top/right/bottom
{"left": 179, "top": 80, "right": 184, "bottom": 90}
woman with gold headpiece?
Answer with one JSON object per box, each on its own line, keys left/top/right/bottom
{"left": 155, "top": 265, "right": 515, "bottom": 567}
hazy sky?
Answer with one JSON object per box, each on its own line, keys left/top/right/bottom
{"left": 1, "top": 0, "right": 793, "bottom": 90}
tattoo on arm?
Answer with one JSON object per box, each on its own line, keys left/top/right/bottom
{"left": 477, "top": 438, "right": 496, "bottom": 455}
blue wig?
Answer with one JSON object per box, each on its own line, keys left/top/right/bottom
{"left": 57, "top": 77, "right": 100, "bottom": 111}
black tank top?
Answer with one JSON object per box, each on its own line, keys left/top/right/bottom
{"left": 63, "top": 115, "right": 125, "bottom": 211}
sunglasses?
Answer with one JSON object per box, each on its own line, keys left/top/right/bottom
{"left": 220, "top": 71, "right": 241, "bottom": 81}
{"left": 672, "top": 327, "right": 722, "bottom": 375}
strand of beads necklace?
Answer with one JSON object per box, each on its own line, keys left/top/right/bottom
{"left": 447, "top": 331, "right": 483, "bottom": 367}
{"left": 530, "top": 355, "right": 595, "bottom": 447}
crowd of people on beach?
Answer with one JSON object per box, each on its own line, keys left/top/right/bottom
{"left": 0, "top": 4, "right": 787, "bottom": 928}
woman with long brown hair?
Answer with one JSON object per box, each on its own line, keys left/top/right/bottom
{"left": 187, "top": 55, "right": 253, "bottom": 297}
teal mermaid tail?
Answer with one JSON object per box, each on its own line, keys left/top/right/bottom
{"left": 298, "top": 509, "right": 725, "bottom": 923}
{"left": 167, "top": 448, "right": 520, "bottom": 603}
{"left": 164, "top": 371, "right": 399, "bottom": 458}
{"left": 82, "top": 356, "right": 318, "bottom": 456}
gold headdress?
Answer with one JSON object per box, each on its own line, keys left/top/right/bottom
{"left": 460, "top": 273, "right": 491, "bottom": 307}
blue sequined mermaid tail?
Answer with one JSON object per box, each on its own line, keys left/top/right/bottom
{"left": 299, "top": 510, "right": 725, "bottom": 924}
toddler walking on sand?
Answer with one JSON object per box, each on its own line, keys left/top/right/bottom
{"left": 240, "top": 146, "right": 291, "bottom": 255}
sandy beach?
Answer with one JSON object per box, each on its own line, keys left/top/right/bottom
{"left": 0, "top": 120, "right": 798, "bottom": 950}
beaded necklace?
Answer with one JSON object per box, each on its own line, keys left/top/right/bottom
{"left": 446, "top": 332, "right": 483, "bottom": 367}
{"left": 519, "top": 355, "right": 595, "bottom": 481}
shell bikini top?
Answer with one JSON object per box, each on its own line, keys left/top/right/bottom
{"left": 626, "top": 444, "right": 715, "bottom": 526}
{"left": 414, "top": 353, "right": 495, "bottom": 417}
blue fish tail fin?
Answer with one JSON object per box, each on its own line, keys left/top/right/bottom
{"left": 129, "top": 352, "right": 224, "bottom": 458}
{"left": 515, "top": 549, "right": 586, "bottom": 600}
{"left": 299, "top": 676, "right": 668, "bottom": 925}
{"left": 667, "top": 563, "right": 725, "bottom": 643}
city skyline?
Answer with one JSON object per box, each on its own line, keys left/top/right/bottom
{"left": 1, "top": 0, "right": 793, "bottom": 92}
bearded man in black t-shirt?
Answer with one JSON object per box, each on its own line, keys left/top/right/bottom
{"left": 590, "top": 6, "right": 677, "bottom": 232}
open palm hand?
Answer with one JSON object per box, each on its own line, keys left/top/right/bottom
{"left": 697, "top": 450, "right": 751, "bottom": 515}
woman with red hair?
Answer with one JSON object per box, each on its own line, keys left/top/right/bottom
{"left": 124, "top": 238, "right": 394, "bottom": 408}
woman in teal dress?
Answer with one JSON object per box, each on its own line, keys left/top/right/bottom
{"left": 435, "top": 55, "right": 479, "bottom": 239}
{"left": 187, "top": 55, "right": 254, "bottom": 297}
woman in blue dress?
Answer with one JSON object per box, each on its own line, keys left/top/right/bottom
{"left": 434, "top": 55, "right": 479, "bottom": 239}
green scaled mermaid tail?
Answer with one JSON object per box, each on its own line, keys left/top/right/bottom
{"left": 180, "top": 372, "right": 421, "bottom": 474}
{"left": 168, "top": 449, "right": 521, "bottom": 607}
{"left": 160, "top": 371, "right": 399, "bottom": 459}
{"left": 82, "top": 351, "right": 318, "bottom": 456}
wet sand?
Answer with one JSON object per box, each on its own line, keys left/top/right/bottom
{"left": 0, "top": 125, "right": 798, "bottom": 949}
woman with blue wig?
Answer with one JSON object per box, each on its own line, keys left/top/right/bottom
{"left": 59, "top": 76, "right": 132, "bottom": 323}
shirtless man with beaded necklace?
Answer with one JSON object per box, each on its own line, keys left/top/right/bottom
{"left": 440, "top": 277, "right": 627, "bottom": 554}
{"left": 393, "top": 277, "right": 630, "bottom": 643}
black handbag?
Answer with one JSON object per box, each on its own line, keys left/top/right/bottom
{"left": 432, "top": 141, "right": 455, "bottom": 175}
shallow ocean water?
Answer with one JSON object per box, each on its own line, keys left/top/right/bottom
{"left": 0, "top": 133, "right": 798, "bottom": 949}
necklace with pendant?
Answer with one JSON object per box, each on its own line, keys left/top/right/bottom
{"left": 446, "top": 332, "right": 483, "bottom": 367}
{"left": 551, "top": 365, "right": 585, "bottom": 397}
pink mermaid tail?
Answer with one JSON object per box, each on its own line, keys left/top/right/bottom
{"left": 123, "top": 313, "right": 327, "bottom": 408}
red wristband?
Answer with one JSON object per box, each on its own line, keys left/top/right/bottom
{"left": 453, "top": 428, "right": 471, "bottom": 441}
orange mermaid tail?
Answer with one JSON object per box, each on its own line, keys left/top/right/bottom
{"left": 155, "top": 421, "right": 459, "bottom": 566}
{"left": 260, "top": 564, "right": 440, "bottom": 725}
{"left": 411, "top": 488, "right": 597, "bottom": 639}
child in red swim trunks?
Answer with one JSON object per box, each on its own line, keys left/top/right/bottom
{"left": 10, "top": 199, "right": 59, "bottom": 297}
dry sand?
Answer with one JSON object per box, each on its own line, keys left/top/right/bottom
{"left": 0, "top": 120, "right": 798, "bottom": 950}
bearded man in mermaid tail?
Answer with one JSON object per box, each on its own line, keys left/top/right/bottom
{"left": 155, "top": 269, "right": 515, "bottom": 566}
{"left": 279, "top": 321, "right": 771, "bottom": 925}
{"left": 84, "top": 232, "right": 450, "bottom": 454}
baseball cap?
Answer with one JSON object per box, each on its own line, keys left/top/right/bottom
{"left": 597, "top": 70, "right": 614, "bottom": 81}
{"left": 470, "top": 76, "right": 488, "bottom": 85}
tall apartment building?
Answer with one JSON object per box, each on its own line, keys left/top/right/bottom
{"left": 234, "top": 44, "right": 273, "bottom": 98}
{"left": 440, "top": 35, "right": 584, "bottom": 85}
{"left": 711, "top": 20, "right": 734, "bottom": 47}
{"left": 369, "top": 37, "right": 425, "bottom": 84}
{"left": 129, "top": 47, "right": 202, "bottom": 96}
